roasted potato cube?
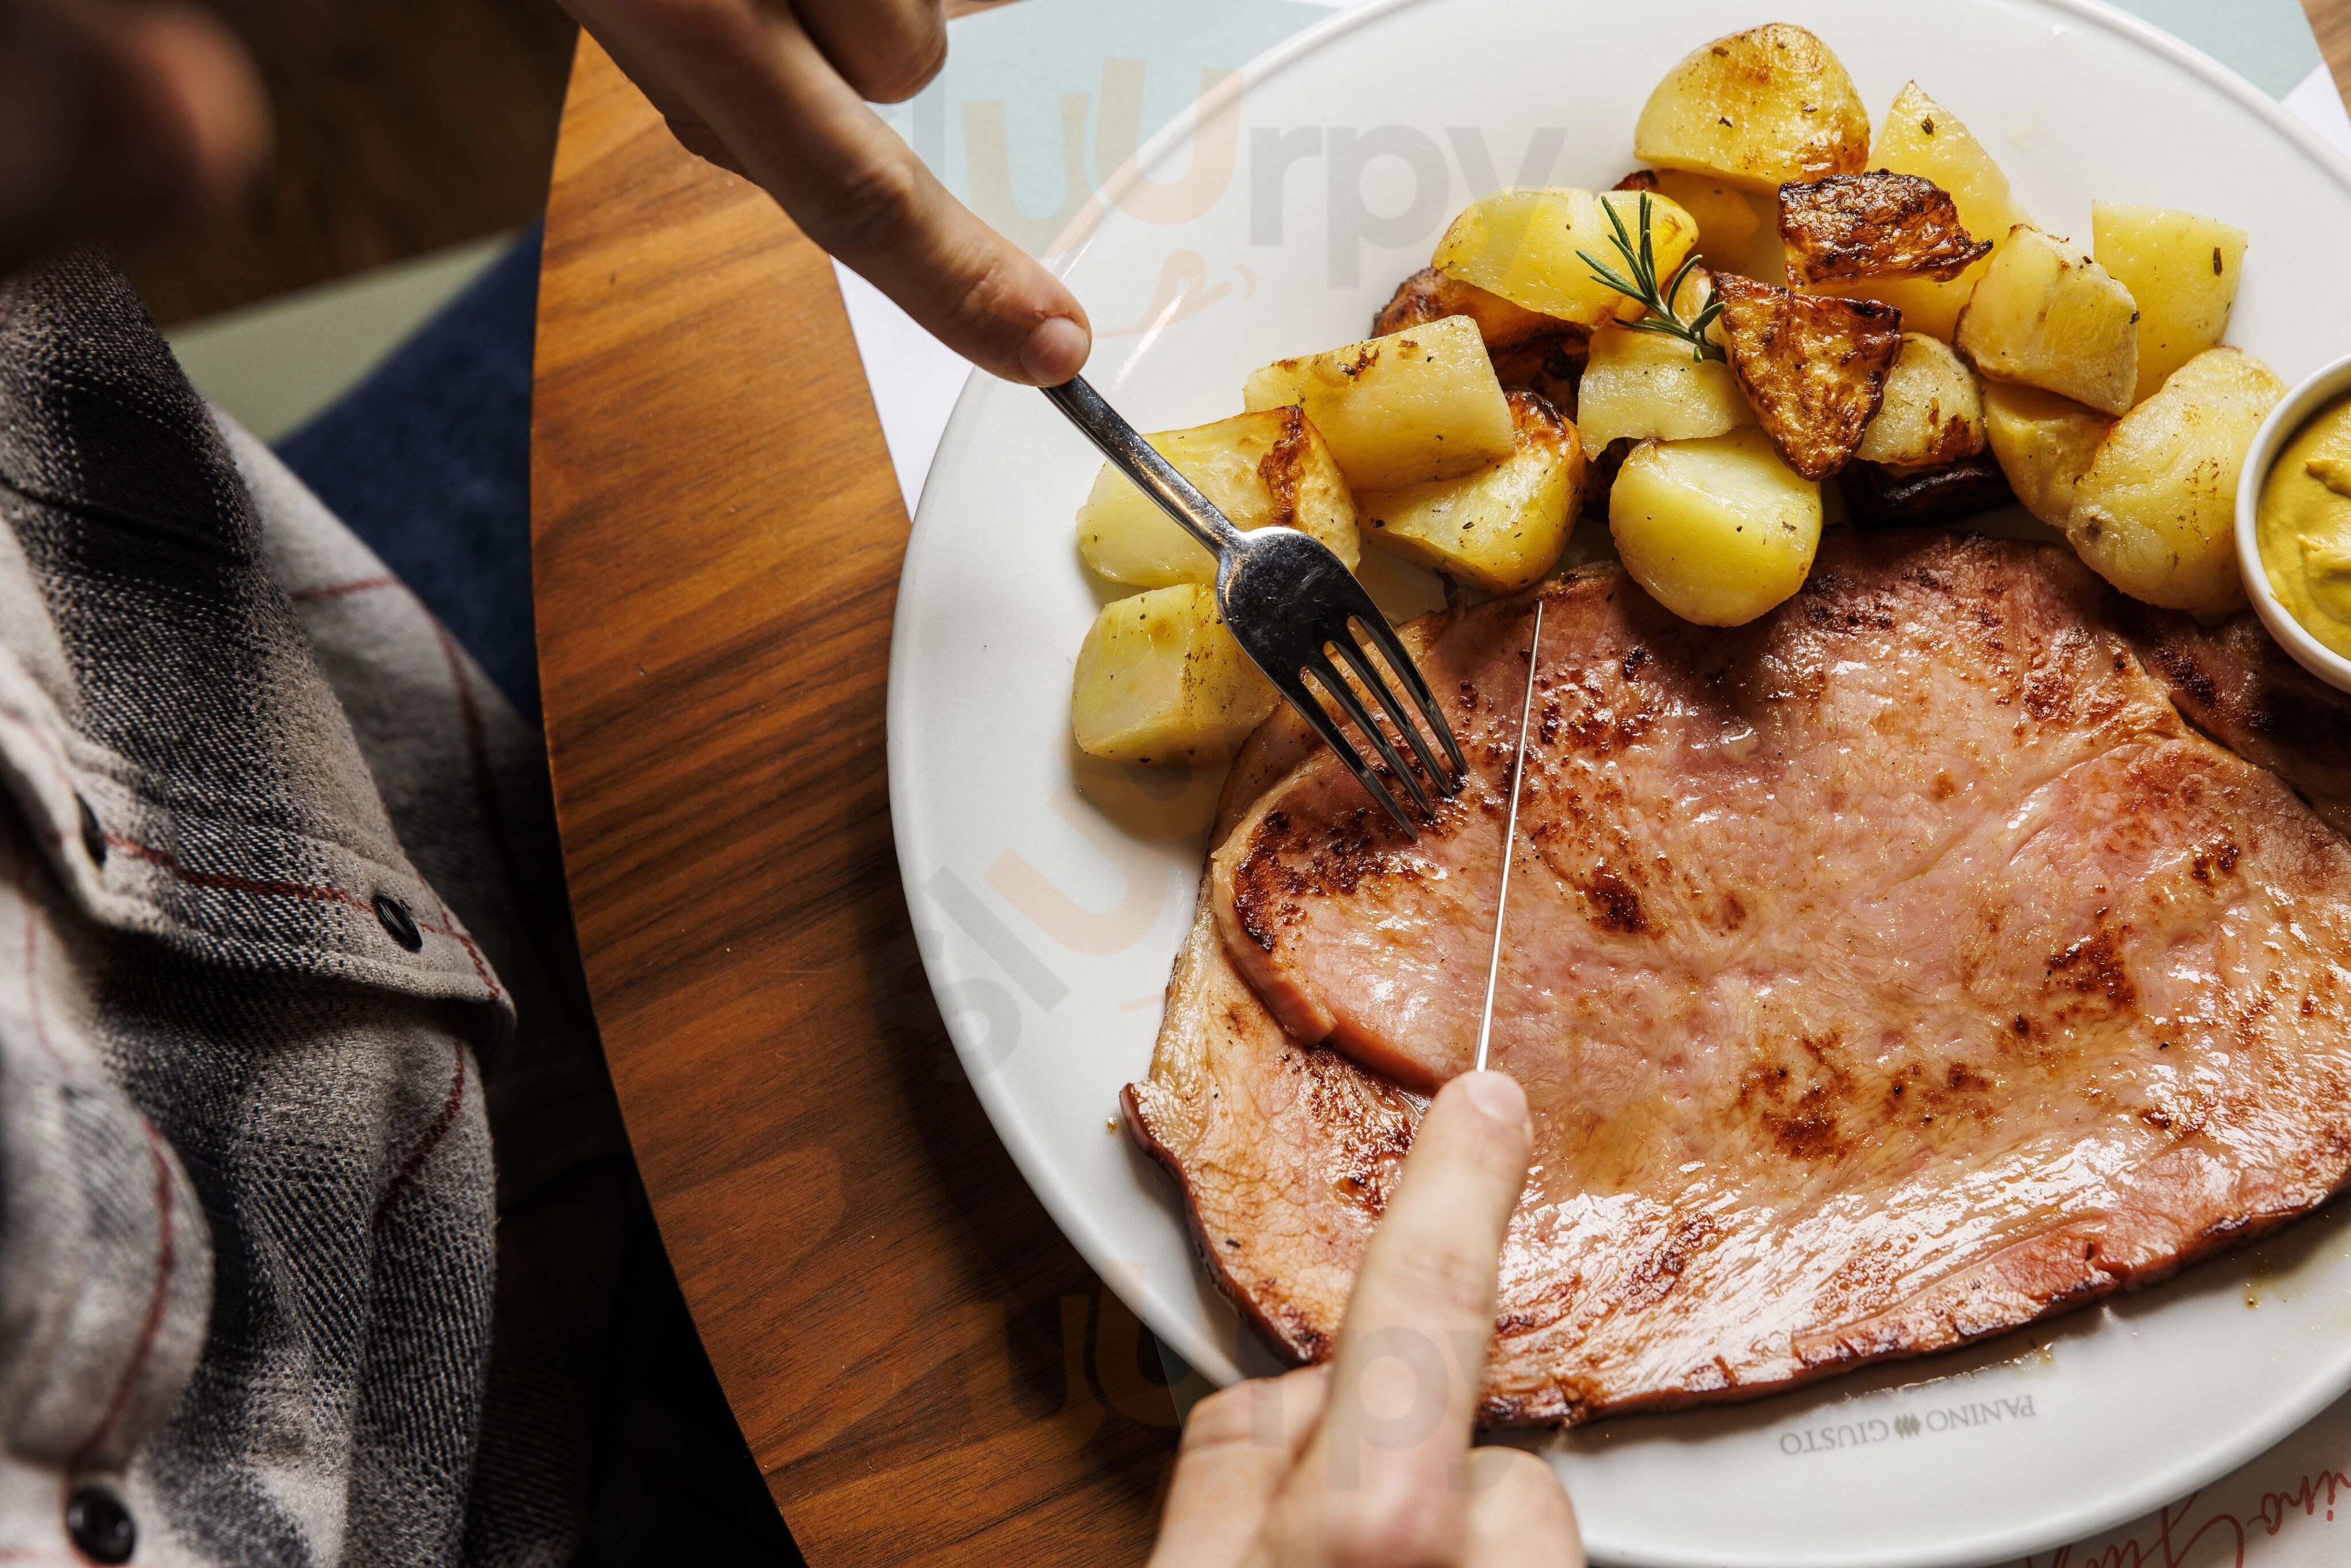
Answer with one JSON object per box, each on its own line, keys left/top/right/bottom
{"left": 1576, "top": 263, "right": 1740, "bottom": 445}
{"left": 1621, "top": 168, "right": 1766, "bottom": 270}
{"left": 1076, "top": 407, "right": 1359, "bottom": 588}
{"left": 1070, "top": 584, "right": 1277, "bottom": 765}
{"left": 1875, "top": 82, "right": 2030, "bottom": 244}
{"left": 1956, "top": 227, "right": 2140, "bottom": 414}
{"left": 2067, "top": 346, "right": 2284, "bottom": 613}
{"left": 1808, "top": 82, "right": 2032, "bottom": 339}
{"left": 1379, "top": 267, "right": 1585, "bottom": 412}
{"left": 1244, "top": 315, "right": 1516, "bottom": 491}
{"left": 1360, "top": 393, "right": 1586, "bottom": 593}
{"left": 1981, "top": 381, "right": 2113, "bottom": 528}
{"left": 1632, "top": 24, "right": 1871, "bottom": 192}
{"left": 1374, "top": 266, "right": 1564, "bottom": 348}
{"left": 1636, "top": 173, "right": 1792, "bottom": 282}
{"left": 1713, "top": 273, "right": 1903, "bottom": 479}
{"left": 1577, "top": 326, "right": 1753, "bottom": 449}
{"left": 1853, "top": 333, "right": 1985, "bottom": 467}
{"left": 2091, "top": 201, "right": 2249, "bottom": 406}
{"left": 1431, "top": 187, "right": 1698, "bottom": 327}
{"left": 1610, "top": 427, "right": 1823, "bottom": 626}
{"left": 1656, "top": 171, "right": 1763, "bottom": 265}
{"left": 1806, "top": 274, "right": 1964, "bottom": 345}
{"left": 1779, "top": 173, "right": 1989, "bottom": 285}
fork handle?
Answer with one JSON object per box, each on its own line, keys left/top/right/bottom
{"left": 1042, "top": 377, "right": 1249, "bottom": 558}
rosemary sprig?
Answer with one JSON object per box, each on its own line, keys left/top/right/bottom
{"left": 1576, "top": 192, "right": 1726, "bottom": 364}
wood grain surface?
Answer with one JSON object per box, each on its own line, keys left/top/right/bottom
{"left": 2315, "top": 0, "right": 2351, "bottom": 106}
{"left": 531, "top": 34, "right": 1181, "bottom": 1567}
{"left": 533, "top": 8, "right": 2351, "bottom": 1563}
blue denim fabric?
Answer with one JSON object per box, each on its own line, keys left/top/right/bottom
{"left": 278, "top": 226, "right": 546, "bottom": 727}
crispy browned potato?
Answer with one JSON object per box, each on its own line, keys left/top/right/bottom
{"left": 1981, "top": 381, "right": 2112, "bottom": 529}
{"left": 1620, "top": 168, "right": 1775, "bottom": 277}
{"left": 1803, "top": 84, "right": 2032, "bottom": 340}
{"left": 1954, "top": 226, "right": 2140, "bottom": 415}
{"left": 1582, "top": 435, "right": 1636, "bottom": 519}
{"left": 1076, "top": 406, "right": 1359, "bottom": 587}
{"left": 1244, "top": 316, "right": 1517, "bottom": 490}
{"left": 1712, "top": 273, "right": 1904, "bottom": 480}
{"left": 1488, "top": 333, "right": 1584, "bottom": 417}
{"left": 1434, "top": 188, "right": 1698, "bottom": 326}
{"left": 2068, "top": 346, "right": 2284, "bottom": 613}
{"left": 1840, "top": 449, "right": 2014, "bottom": 527}
{"left": 1633, "top": 24, "right": 1872, "bottom": 192}
{"left": 1372, "top": 266, "right": 1564, "bottom": 349}
{"left": 1778, "top": 173, "right": 1989, "bottom": 285}
{"left": 1853, "top": 333, "right": 1984, "bottom": 468}
{"left": 1360, "top": 392, "right": 1587, "bottom": 592}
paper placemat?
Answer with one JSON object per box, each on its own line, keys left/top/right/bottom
{"left": 847, "top": 5, "right": 2351, "bottom": 1562}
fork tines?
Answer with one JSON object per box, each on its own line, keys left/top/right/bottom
{"left": 1284, "top": 612, "right": 1467, "bottom": 839}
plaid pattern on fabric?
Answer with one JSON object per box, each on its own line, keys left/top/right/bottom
{"left": 0, "top": 250, "right": 626, "bottom": 1566}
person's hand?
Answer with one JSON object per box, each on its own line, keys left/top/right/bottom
{"left": 0, "top": 0, "right": 268, "bottom": 276}
{"left": 1149, "top": 1072, "right": 1584, "bottom": 1567}
{"left": 562, "top": 0, "right": 1091, "bottom": 386}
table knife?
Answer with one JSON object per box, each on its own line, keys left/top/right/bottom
{"left": 1473, "top": 600, "right": 1544, "bottom": 1074}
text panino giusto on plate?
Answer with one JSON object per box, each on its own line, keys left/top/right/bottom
{"left": 886, "top": 3, "right": 2351, "bottom": 1563}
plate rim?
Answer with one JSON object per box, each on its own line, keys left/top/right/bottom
{"left": 884, "top": 3, "right": 2351, "bottom": 1562}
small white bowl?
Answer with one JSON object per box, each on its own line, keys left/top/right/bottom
{"left": 2237, "top": 350, "right": 2351, "bottom": 693}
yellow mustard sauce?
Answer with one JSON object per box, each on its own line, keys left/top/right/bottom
{"left": 2259, "top": 391, "right": 2351, "bottom": 660}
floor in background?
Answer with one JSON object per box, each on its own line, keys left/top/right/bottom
{"left": 121, "top": 0, "right": 574, "bottom": 327}
{"left": 167, "top": 234, "right": 517, "bottom": 443}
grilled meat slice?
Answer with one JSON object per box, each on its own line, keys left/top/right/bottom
{"left": 1132, "top": 530, "right": 2351, "bottom": 1425}
{"left": 2108, "top": 596, "right": 2351, "bottom": 839}
{"left": 1778, "top": 172, "right": 1991, "bottom": 285}
{"left": 1713, "top": 273, "right": 1903, "bottom": 478}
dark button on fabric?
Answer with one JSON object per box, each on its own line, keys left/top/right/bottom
{"left": 372, "top": 892, "right": 424, "bottom": 952}
{"left": 76, "top": 796, "right": 107, "bottom": 867}
{"left": 65, "top": 1483, "right": 135, "bottom": 1565}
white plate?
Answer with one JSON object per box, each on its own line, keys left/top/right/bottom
{"left": 886, "top": 3, "right": 2351, "bottom": 1563}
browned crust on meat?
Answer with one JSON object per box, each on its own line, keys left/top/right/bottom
{"left": 1713, "top": 273, "right": 1903, "bottom": 479}
{"left": 1778, "top": 172, "right": 1991, "bottom": 285}
{"left": 1124, "top": 869, "right": 1435, "bottom": 1377}
{"left": 1373, "top": 266, "right": 1567, "bottom": 350}
{"left": 2106, "top": 597, "right": 2351, "bottom": 839}
{"left": 1790, "top": 1144, "right": 2344, "bottom": 1374}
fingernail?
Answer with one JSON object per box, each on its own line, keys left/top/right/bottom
{"left": 1461, "top": 1070, "right": 1527, "bottom": 1128}
{"left": 1021, "top": 315, "right": 1090, "bottom": 384}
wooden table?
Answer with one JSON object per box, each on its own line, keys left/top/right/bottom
{"left": 530, "top": 12, "right": 2351, "bottom": 1564}
{"left": 529, "top": 30, "right": 1183, "bottom": 1567}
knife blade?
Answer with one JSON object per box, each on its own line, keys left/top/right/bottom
{"left": 1473, "top": 599, "right": 1544, "bottom": 1074}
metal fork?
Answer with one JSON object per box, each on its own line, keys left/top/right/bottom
{"left": 1043, "top": 375, "right": 1467, "bottom": 836}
